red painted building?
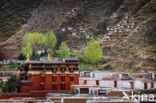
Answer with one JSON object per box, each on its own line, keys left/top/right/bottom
{"left": 18, "top": 58, "right": 79, "bottom": 93}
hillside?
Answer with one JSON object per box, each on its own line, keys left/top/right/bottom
{"left": 0, "top": 0, "right": 156, "bottom": 72}
{"left": 0, "top": 0, "right": 42, "bottom": 41}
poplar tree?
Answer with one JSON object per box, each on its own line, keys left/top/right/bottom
{"left": 22, "top": 32, "right": 45, "bottom": 52}
{"left": 83, "top": 37, "right": 103, "bottom": 64}
{"left": 59, "top": 42, "right": 71, "bottom": 58}
{"left": 44, "top": 31, "right": 57, "bottom": 54}
{"left": 22, "top": 42, "right": 33, "bottom": 56}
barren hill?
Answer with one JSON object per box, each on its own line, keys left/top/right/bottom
{"left": 0, "top": 0, "right": 156, "bottom": 72}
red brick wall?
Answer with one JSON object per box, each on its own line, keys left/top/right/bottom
{"left": 0, "top": 92, "right": 46, "bottom": 99}
{"left": 31, "top": 74, "right": 44, "bottom": 90}
{"left": 21, "top": 74, "right": 44, "bottom": 93}
{"left": 45, "top": 75, "right": 52, "bottom": 90}
{"left": 20, "top": 74, "right": 79, "bottom": 92}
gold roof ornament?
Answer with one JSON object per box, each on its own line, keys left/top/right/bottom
{"left": 29, "top": 64, "right": 32, "bottom": 70}
{"left": 26, "top": 54, "right": 30, "bottom": 63}
{"left": 48, "top": 53, "right": 52, "bottom": 61}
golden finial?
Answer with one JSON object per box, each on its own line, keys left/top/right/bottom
{"left": 48, "top": 53, "right": 52, "bottom": 61}
{"left": 26, "top": 54, "right": 30, "bottom": 63}
{"left": 29, "top": 64, "right": 32, "bottom": 69}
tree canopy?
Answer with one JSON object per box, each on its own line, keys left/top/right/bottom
{"left": 22, "top": 42, "right": 33, "bottom": 56}
{"left": 22, "top": 32, "right": 45, "bottom": 51}
{"left": 59, "top": 42, "right": 70, "bottom": 58}
{"left": 0, "top": 75, "right": 19, "bottom": 93}
{"left": 21, "top": 31, "right": 59, "bottom": 59}
{"left": 83, "top": 37, "right": 103, "bottom": 64}
{"left": 44, "top": 31, "right": 57, "bottom": 54}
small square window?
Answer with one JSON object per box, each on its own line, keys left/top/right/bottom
{"left": 61, "top": 68, "right": 65, "bottom": 73}
{"left": 52, "top": 68, "right": 57, "bottom": 73}
{"left": 52, "top": 84, "right": 57, "bottom": 90}
{"left": 52, "top": 76, "right": 57, "bottom": 81}
{"left": 61, "top": 76, "right": 65, "bottom": 81}
{"left": 70, "top": 77, "right": 74, "bottom": 81}
{"left": 61, "top": 84, "right": 65, "bottom": 90}
{"left": 69, "top": 68, "right": 74, "bottom": 73}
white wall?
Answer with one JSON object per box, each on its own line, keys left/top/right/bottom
{"left": 87, "top": 80, "right": 96, "bottom": 85}
{"left": 99, "top": 80, "right": 114, "bottom": 88}
{"left": 134, "top": 80, "right": 144, "bottom": 89}
{"left": 119, "top": 74, "right": 122, "bottom": 79}
{"left": 79, "top": 79, "right": 84, "bottom": 85}
{"left": 92, "top": 72, "right": 111, "bottom": 79}
{"left": 117, "top": 81, "right": 130, "bottom": 89}
{"left": 154, "top": 82, "right": 156, "bottom": 88}
{"left": 147, "top": 83, "right": 151, "bottom": 89}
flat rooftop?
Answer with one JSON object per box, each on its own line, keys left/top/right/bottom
{"left": 18, "top": 57, "right": 78, "bottom": 64}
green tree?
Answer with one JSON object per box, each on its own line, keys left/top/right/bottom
{"left": 22, "top": 32, "right": 45, "bottom": 52}
{"left": 31, "top": 51, "right": 40, "bottom": 60}
{"left": 44, "top": 31, "right": 57, "bottom": 54}
{"left": 18, "top": 53, "right": 26, "bottom": 60}
{"left": 22, "top": 42, "right": 33, "bottom": 56}
{"left": 4, "top": 75, "right": 19, "bottom": 93}
{"left": 83, "top": 37, "right": 103, "bottom": 64}
{"left": 59, "top": 42, "right": 71, "bottom": 58}
{"left": 0, "top": 81, "right": 5, "bottom": 93}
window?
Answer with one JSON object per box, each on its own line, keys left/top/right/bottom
{"left": 139, "top": 76, "right": 143, "bottom": 78}
{"left": 84, "top": 80, "right": 87, "bottom": 85}
{"left": 114, "top": 81, "right": 117, "bottom": 87}
{"left": 144, "top": 83, "right": 147, "bottom": 89}
{"left": 96, "top": 80, "right": 99, "bottom": 85}
{"left": 61, "top": 76, "right": 65, "bottom": 81}
{"left": 20, "top": 74, "right": 27, "bottom": 80}
{"left": 61, "top": 68, "right": 65, "bottom": 73}
{"left": 52, "top": 68, "right": 57, "bottom": 73}
{"left": 70, "top": 76, "right": 74, "bottom": 81}
{"left": 52, "top": 76, "right": 57, "bottom": 81}
{"left": 84, "top": 72, "right": 90, "bottom": 78}
{"left": 61, "top": 84, "right": 65, "bottom": 90}
{"left": 130, "top": 82, "right": 134, "bottom": 89}
{"left": 52, "top": 84, "right": 57, "bottom": 90}
{"left": 99, "top": 90, "right": 107, "bottom": 95}
{"left": 151, "top": 82, "right": 154, "bottom": 88}
{"left": 69, "top": 68, "right": 74, "bottom": 73}
{"left": 122, "top": 74, "right": 129, "bottom": 79}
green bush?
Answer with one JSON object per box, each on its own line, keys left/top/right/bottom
{"left": 18, "top": 53, "right": 26, "bottom": 60}
{"left": 1, "top": 64, "right": 18, "bottom": 69}
{"left": 79, "top": 63, "right": 95, "bottom": 69}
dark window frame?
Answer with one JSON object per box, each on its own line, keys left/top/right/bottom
{"left": 61, "top": 68, "right": 65, "bottom": 73}
{"left": 70, "top": 76, "right": 74, "bottom": 81}
{"left": 61, "top": 84, "right": 65, "bottom": 90}
{"left": 61, "top": 76, "right": 65, "bottom": 81}
{"left": 52, "top": 68, "right": 57, "bottom": 73}
{"left": 52, "top": 84, "right": 57, "bottom": 90}
{"left": 52, "top": 76, "right": 57, "bottom": 81}
{"left": 69, "top": 68, "right": 74, "bottom": 73}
